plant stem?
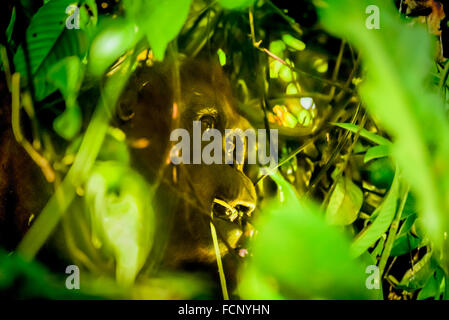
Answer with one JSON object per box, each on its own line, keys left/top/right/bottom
{"left": 210, "top": 220, "right": 229, "bottom": 300}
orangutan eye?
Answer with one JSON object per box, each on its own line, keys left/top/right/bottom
{"left": 200, "top": 114, "right": 216, "bottom": 131}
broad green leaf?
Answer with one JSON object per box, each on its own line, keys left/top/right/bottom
{"left": 326, "top": 176, "right": 363, "bottom": 226}
{"left": 364, "top": 145, "right": 390, "bottom": 163}
{"left": 85, "top": 161, "right": 155, "bottom": 286}
{"left": 418, "top": 268, "right": 444, "bottom": 300}
{"left": 13, "top": 0, "right": 95, "bottom": 100}
{"left": 398, "top": 213, "right": 417, "bottom": 237}
{"left": 218, "top": 0, "right": 256, "bottom": 10}
{"left": 239, "top": 172, "right": 373, "bottom": 299}
{"left": 399, "top": 251, "right": 435, "bottom": 291}
{"left": 53, "top": 104, "right": 82, "bottom": 140}
{"left": 79, "top": 0, "right": 99, "bottom": 41}
{"left": 47, "top": 56, "right": 84, "bottom": 140}
{"left": 88, "top": 18, "right": 140, "bottom": 77}
{"left": 124, "top": 0, "right": 192, "bottom": 61}
{"left": 17, "top": 48, "right": 136, "bottom": 261}
{"left": 282, "top": 34, "right": 305, "bottom": 51}
{"left": 319, "top": 0, "right": 449, "bottom": 269}
{"left": 6, "top": 6, "right": 16, "bottom": 43}
{"left": 47, "top": 56, "right": 84, "bottom": 107}
{"left": 333, "top": 123, "right": 392, "bottom": 146}
{"left": 13, "top": 0, "right": 78, "bottom": 75}
{"left": 390, "top": 233, "right": 421, "bottom": 257}
{"left": 365, "top": 158, "right": 395, "bottom": 189}
{"left": 351, "top": 169, "right": 399, "bottom": 257}
{"left": 64, "top": 128, "right": 130, "bottom": 165}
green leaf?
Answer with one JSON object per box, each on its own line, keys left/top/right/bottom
{"left": 370, "top": 235, "right": 386, "bottom": 259}
{"left": 364, "top": 145, "right": 390, "bottom": 163}
{"left": 401, "top": 193, "right": 417, "bottom": 219}
{"left": 218, "top": 0, "right": 256, "bottom": 10}
{"left": 35, "top": 28, "right": 88, "bottom": 100}
{"left": 217, "top": 49, "right": 226, "bottom": 66}
{"left": 17, "top": 51, "right": 136, "bottom": 262}
{"left": 333, "top": 123, "right": 392, "bottom": 146}
{"left": 269, "top": 40, "right": 286, "bottom": 59}
{"left": 47, "top": 56, "right": 84, "bottom": 140}
{"left": 6, "top": 6, "right": 16, "bottom": 43}
{"left": 282, "top": 34, "right": 306, "bottom": 51}
{"left": 365, "top": 157, "right": 395, "bottom": 189}
{"left": 85, "top": 161, "right": 155, "bottom": 286}
{"left": 398, "top": 213, "right": 417, "bottom": 237}
{"left": 97, "top": 128, "right": 130, "bottom": 165}
{"left": 14, "top": 0, "right": 77, "bottom": 75}
{"left": 53, "top": 104, "right": 82, "bottom": 140}
{"left": 239, "top": 172, "right": 374, "bottom": 299}
{"left": 88, "top": 18, "right": 140, "bottom": 77}
{"left": 390, "top": 233, "right": 421, "bottom": 257}
{"left": 124, "top": 0, "right": 192, "bottom": 61}
{"left": 326, "top": 176, "right": 363, "bottom": 225}
{"left": 0, "top": 250, "right": 93, "bottom": 299}
{"left": 418, "top": 268, "right": 444, "bottom": 300}
{"left": 351, "top": 169, "right": 399, "bottom": 257}
{"left": 47, "top": 56, "right": 84, "bottom": 107}
{"left": 399, "top": 251, "right": 435, "bottom": 291}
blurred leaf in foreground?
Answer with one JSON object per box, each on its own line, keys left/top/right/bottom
{"left": 88, "top": 18, "right": 140, "bottom": 77}
{"left": 325, "top": 176, "right": 363, "bottom": 226}
{"left": 47, "top": 56, "right": 84, "bottom": 140}
{"left": 124, "top": 0, "right": 192, "bottom": 61}
{"left": 239, "top": 172, "right": 375, "bottom": 299}
{"left": 85, "top": 161, "right": 155, "bottom": 287}
{"left": 318, "top": 0, "right": 449, "bottom": 275}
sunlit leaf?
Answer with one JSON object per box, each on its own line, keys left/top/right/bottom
{"left": 319, "top": 0, "right": 449, "bottom": 269}
{"left": 282, "top": 34, "right": 305, "bottom": 51}
{"left": 14, "top": 0, "right": 79, "bottom": 75}
{"left": 365, "top": 158, "right": 395, "bottom": 189}
{"left": 239, "top": 172, "right": 373, "bottom": 299}
{"left": 85, "top": 161, "right": 155, "bottom": 286}
{"left": 351, "top": 169, "right": 399, "bottom": 257}
{"left": 124, "top": 0, "right": 192, "bottom": 61}
{"left": 13, "top": 0, "right": 91, "bottom": 100}
{"left": 0, "top": 250, "right": 93, "bottom": 299}
{"left": 364, "top": 145, "right": 390, "bottom": 163}
{"left": 326, "top": 176, "right": 363, "bottom": 226}
{"left": 418, "top": 268, "right": 444, "bottom": 300}
{"left": 88, "top": 18, "right": 140, "bottom": 77}
{"left": 390, "top": 233, "right": 421, "bottom": 257}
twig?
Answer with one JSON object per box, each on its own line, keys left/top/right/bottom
{"left": 11, "top": 73, "right": 55, "bottom": 183}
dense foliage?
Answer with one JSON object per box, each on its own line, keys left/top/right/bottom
{"left": 1, "top": 0, "right": 449, "bottom": 300}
